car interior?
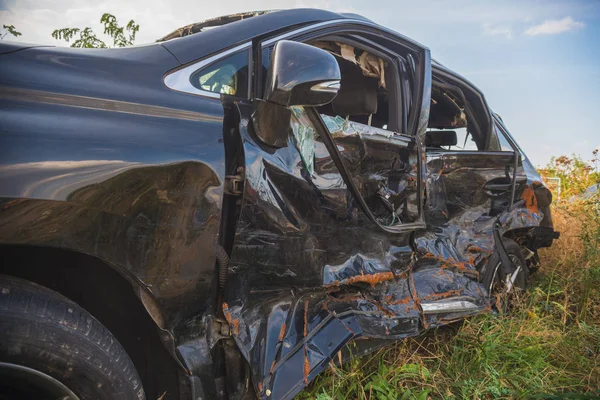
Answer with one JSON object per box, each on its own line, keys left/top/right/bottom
{"left": 426, "top": 72, "right": 511, "bottom": 153}
{"left": 310, "top": 40, "right": 392, "bottom": 131}
{"left": 291, "top": 39, "right": 419, "bottom": 226}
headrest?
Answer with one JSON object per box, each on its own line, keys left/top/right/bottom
{"left": 425, "top": 130, "right": 457, "bottom": 147}
{"left": 332, "top": 65, "right": 378, "bottom": 116}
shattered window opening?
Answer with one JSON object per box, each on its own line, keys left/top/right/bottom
{"left": 311, "top": 40, "right": 393, "bottom": 132}
{"left": 427, "top": 81, "right": 496, "bottom": 152}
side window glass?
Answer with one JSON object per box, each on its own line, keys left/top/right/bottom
{"left": 191, "top": 51, "right": 249, "bottom": 97}
{"left": 494, "top": 123, "right": 514, "bottom": 152}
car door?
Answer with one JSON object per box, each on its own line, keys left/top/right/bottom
{"left": 220, "top": 23, "right": 491, "bottom": 400}
{"left": 420, "top": 66, "right": 528, "bottom": 279}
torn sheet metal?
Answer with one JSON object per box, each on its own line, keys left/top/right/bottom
{"left": 225, "top": 102, "right": 553, "bottom": 399}
{"left": 318, "top": 112, "right": 420, "bottom": 225}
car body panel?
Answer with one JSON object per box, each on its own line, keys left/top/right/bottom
{"left": 0, "top": 9, "right": 558, "bottom": 400}
{"left": 0, "top": 43, "right": 226, "bottom": 328}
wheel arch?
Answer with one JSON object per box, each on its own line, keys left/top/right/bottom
{"left": 0, "top": 244, "right": 182, "bottom": 399}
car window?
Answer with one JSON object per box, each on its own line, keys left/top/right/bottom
{"left": 190, "top": 51, "right": 249, "bottom": 97}
{"left": 262, "top": 39, "right": 401, "bottom": 133}
{"left": 495, "top": 118, "right": 528, "bottom": 160}
{"left": 427, "top": 85, "right": 488, "bottom": 151}
{"left": 494, "top": 123, "right": 514, "bottom": 152}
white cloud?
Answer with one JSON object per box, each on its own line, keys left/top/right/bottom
{"left": 524, "top": 16, "right": 585, "bottom": 36}
{"left": 482, "top": 22, "right": 512, "bottom": 39}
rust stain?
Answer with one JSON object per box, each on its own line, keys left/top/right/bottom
{"left": 222, "top": 302, "right": 238, "bottom": 336}
{"left": 303, "top": 299, "right": 309, "bottom": 337}
{"left": 389, "top": 296, "right": 412, "bottom": 305}
{"left": 232, "top": 318, "right": 239, "bottom": 336}
{"left": 468, "top": 252, "right": 475, "bottom": 265}
{"left": 409, "top": 272, "right": 429, "bottom": 328}
{"left": 368, "top": 298, "right": 395, "bottom": 316}
{"left": 324, "top": 271, "right": 395, "bottom": 288}
{"left": 303, "top": 352, "right": 310, "bottom": 384}
{"left": 325, "top": 293, "right": 365, "bottom": 304}
{"left": 222, "top": 302, "right": 233, "bottom": 325}
{"left": 303, "top": 299, "right": 310, "bottom": 384}
{"left": 520, "top": 186, "right": 539, "bottom": 214}
{"left": 423, "top": 253, "right": 479, "bottom": 278}
{"left": 467, "top": 245, "right": 485, "bottom": 253}
{"left": 422, "top": 289, "right": 462, "bottom": 302}
{"left": 278, "top": 322, "right": 287, "bottom": 342}
{"left": 404, "top": 302, "right": 420, "bottom": 313}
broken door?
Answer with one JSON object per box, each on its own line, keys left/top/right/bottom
{"left": 222, "top": 32, "right": 489, "bottom": 400}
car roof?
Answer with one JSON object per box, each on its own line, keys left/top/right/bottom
{"left": 159, "top": 8, "right": 373, "bottom": 65}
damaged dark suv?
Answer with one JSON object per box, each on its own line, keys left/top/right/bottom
{"left": 0, "top": 9, "right": 559, "bottom": 400}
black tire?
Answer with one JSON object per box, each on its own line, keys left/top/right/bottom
{"left": 481, "top": 238, "right": 529, "bottom": 302}
{"left": 0, "top": 275, "right": 145, "bottom": 400}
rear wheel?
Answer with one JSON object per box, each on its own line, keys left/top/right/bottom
{"left": 0, "top": 275, "right": 145, "bottom": 400}
{"left": 481, "top": 239, "right": 529, "bottom": 312}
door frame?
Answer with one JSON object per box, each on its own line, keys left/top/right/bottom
{"left": 252, "top": 21, "right": 432, "bottom": 233}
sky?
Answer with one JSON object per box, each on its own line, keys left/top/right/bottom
{"left": 1, "top": 0, "right": 599, "bottom": 167}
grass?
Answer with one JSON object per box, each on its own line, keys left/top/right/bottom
{"left": 301, "top": 155, "right": 600, "bottom": 400}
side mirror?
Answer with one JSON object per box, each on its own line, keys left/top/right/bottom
{"left": 264, "top": 40, "right": 341, "bottom": 107}
{"left": 253, "top": 41, "right": 341, "bottom": 148}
